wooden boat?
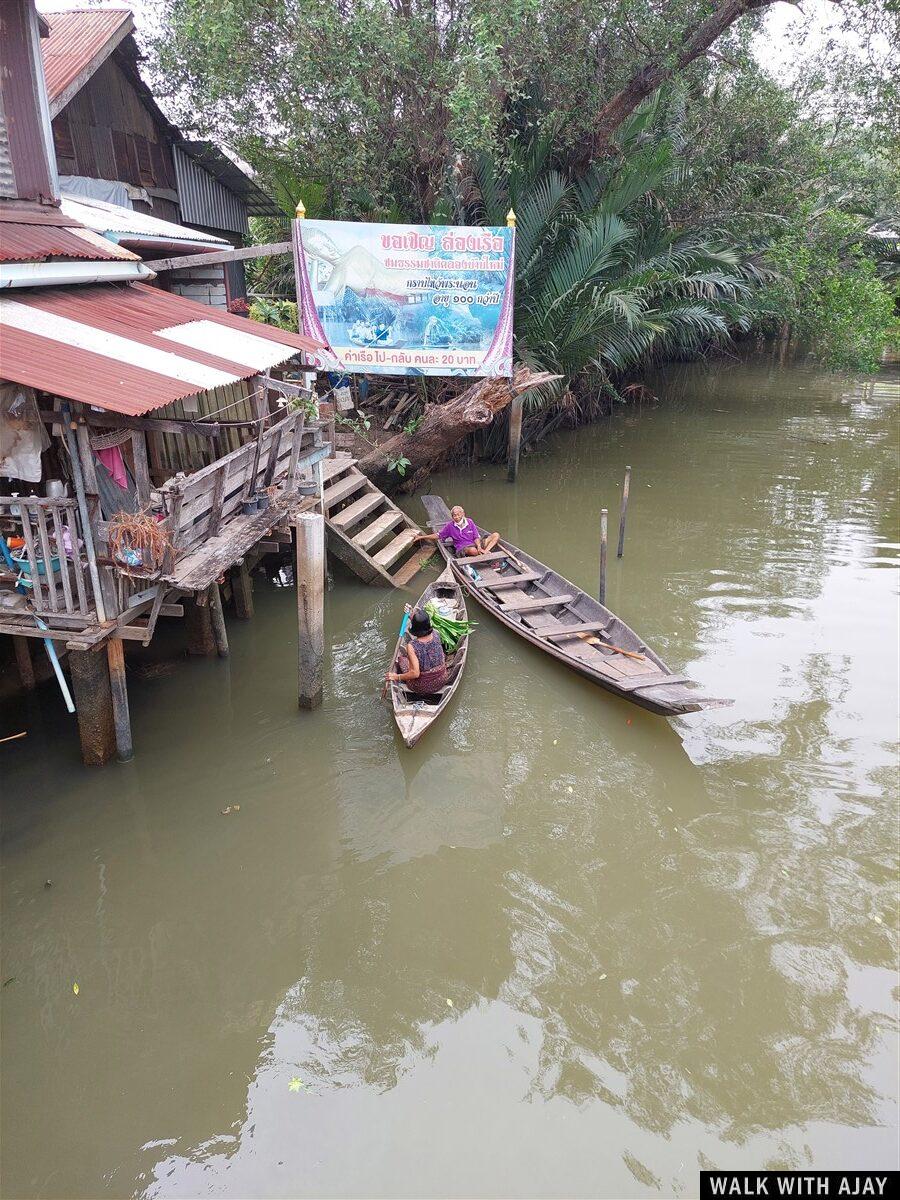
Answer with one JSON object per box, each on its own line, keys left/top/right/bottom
{"left": 388, "top": 564, "right": 470, "bottom": 747}
{"left": 421, "top": 496, "right": 726, "bottom": 717}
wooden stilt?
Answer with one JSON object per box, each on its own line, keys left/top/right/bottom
{"left": 231, "top": 563, "right": 254, "bottom": 619}
{"left": 185, "top": 593, "right": 216, "bottom": 656}
{"left": 617, "top": 465, "right": 631, "bottom": 559}
{"left": 68, "top": 648, "right": 115, "bottom": 766}
{"left": 599, "top": 508, "right": 608, "bottom": 605}
{"left": 294, "top": 512, "right": 325, "bottom": 710}
{"left": 507, "top": 392, "right": 524, "bottom": 483}
{"left": 207, "top": 582, "right": 229, "bottom": 657}
{"left": 106, "top": 637, "right": 133, "bottom": 762}
{"left": 13, "top": 636, "right": 35, "bottom": 690}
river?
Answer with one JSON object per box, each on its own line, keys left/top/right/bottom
{"left": 1, "top": 357, "right": 897, "bottom": 1199}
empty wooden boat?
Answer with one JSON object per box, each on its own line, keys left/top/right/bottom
{"left": 388, "top": 564, "right": 470, "bottom": 747}
{"left": 421, "top": 496, "right": 724, "bottom": 717}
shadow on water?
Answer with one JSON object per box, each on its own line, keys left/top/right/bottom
{"left": 1, "top": 359, "right": 897, "bottom": 1198}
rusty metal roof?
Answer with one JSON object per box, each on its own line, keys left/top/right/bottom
{"left": 0, "top": 222, "right": 134, "bottom": 262}
{"left": 40, "top": 8, "right": 133, "bottom": 107}
{"left": 0, "top": 281, "right": 323, "bottom": 415}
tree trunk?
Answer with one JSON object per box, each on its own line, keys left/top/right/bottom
{"left": 590, "top": 0, "right": 783, "bottom": 154}
{"left": 358, "top": 367, "right": 558, "bottom": 493}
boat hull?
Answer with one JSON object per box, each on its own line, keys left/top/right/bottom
{"left": 388, "top": 565, "right": 470, "bottom": 746}
{"left": 421, "top": 495, "right": 714, "bottom": 717}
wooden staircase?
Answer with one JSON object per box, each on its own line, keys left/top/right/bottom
{"left": 322, "top": 454, "right": 434, "bottom": 587}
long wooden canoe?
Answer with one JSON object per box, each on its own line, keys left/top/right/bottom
{"left": 388, "top": 564, "right": 470, "bottom": 747}
{"left": 421, "top": 496, "right": 724, "bottom": 717}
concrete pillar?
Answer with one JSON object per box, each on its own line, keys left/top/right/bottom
{"left": 106, "top": 637, "right": 133, "bottom": 762}
{"left": 185, "top": 592, "right": 216, "bottom": 656}
{"left": 69, "top": 648, "right": 116, "bottom": 766}
{"left": 231, "top": 563, "right": 254, "bottom": 619}
{"left": 294, "top": 512, "right": 325, "bottom": 710}
{"left": 207, "top": 582, "right": 229, "bottom": 657}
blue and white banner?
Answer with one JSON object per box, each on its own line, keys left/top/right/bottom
{"left": 292, "top": 219, "right": 515, "bottom": 377}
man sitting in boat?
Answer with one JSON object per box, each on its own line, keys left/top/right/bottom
{"left": 415, "top": 505, "right": 501, "bottom": 558}
{"left": 386, "top": 609, "right": 447, "bottom": 695}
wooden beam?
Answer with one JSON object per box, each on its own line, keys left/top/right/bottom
{"left": 143, "top": 242, "right": 292, "bottom": 272}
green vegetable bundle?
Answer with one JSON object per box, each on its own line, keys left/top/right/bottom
{"left": 424, "top": 601, "right": 476, "bottom": 654}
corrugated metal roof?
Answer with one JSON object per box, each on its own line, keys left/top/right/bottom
{"left": 40, "top": 9, "right": 132, "bottom": 107}
{"left": 173, "top": 146, "right": 249, "bottom": 235}
{"left": 0, "top": 222, "right": 134, "bottom": 262}
{"left": 59, "top": 193, "right": 230, "bottom": 249}
{"left": 0, "top": 281, "right": 323, "bottom": 415}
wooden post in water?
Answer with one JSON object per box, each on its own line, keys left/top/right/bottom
{"left": 294, "top": 511, "right": 325, "bottom": 710}
{"left": 208, "top": 582, "right": 229, "bottom": 657}
{"left": 185, "top": 592, "right": 216, "bottom": 656}
{"left": 599, "top": 508, "right": 608, "bottom": 604}
{"left": 13, "top": 637, "right": 35, "bottom": 690}
{"left": 69, "top": 648, "right": 116, "bottom": 766}
{"left": 106, "top": 637, "right": 133, "bottom": 761}
{"left": 507, "top": 392, "right": 524, "bottom": 483}
{"left": 617, "top": 465, "right": 631, "bottom": 558}
{"left": 231, "top": 563, "right": 254, "bottom": 619}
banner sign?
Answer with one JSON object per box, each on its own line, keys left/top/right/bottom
{"left": 292, "top": 219, "right": 515, "bottom": 378}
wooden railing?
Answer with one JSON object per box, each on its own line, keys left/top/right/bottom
{"left": 0, "top": 495, "right": 100, "bottom": 622}
{"left": 156, "top": 409, "right": 312, "bottom": 558}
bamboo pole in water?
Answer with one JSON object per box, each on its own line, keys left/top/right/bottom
{"left": 599, "top": 508, "right": 608, "bottom": 604}
{"left": 507, "top": 392, "right": 524, "bottom": 483}
{"left": 617, "top": 465, "right": 631, "bottom": 558}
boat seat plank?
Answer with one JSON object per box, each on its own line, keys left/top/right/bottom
{"left": 500, "top": 592, "right": 576, "bottom": 612}
{"left": 529, "top": 620, "right": 612, "bottom": 638}
{"left": 613, "top": 673, "right": 690, "bottom": 693}
{"left": 458, "top": 550, "right": 508, "bottom": 565}
{"left": 481, "top": 570, "right": 544, "bottom": 589}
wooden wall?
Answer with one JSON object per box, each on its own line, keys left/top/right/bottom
{"left": 145, "top": 380, "right": 260, "bottom": 483}
{"left": 52, "top": 56, "right": 176, "bottom": 193}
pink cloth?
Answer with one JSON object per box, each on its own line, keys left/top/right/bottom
{"left": 96, "top": 446, "right": 128, "bottom": 490}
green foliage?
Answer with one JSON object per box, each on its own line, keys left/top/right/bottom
{"left": 471, "top": 113, "right": 764, "bottom": 407}
{"left": 760, "top": 208, "right": 898, "bottom": 372}
{"left": 149, "top": 2, "right": 899, "bottom": 373}
{"left": 402, "top": 415, "right": 423, "bottom": 436}
{"left": 249, "top": 297, "right": 298, "bottom": 331}
{"left": 388, "top": 455, "right": 412, "bottom": 477}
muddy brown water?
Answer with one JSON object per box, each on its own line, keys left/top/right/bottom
{"left": 1, "top": 359, "right": 898, "bottom": 1199}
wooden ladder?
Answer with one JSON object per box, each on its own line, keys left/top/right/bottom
{"left": 322, "top": 454, "right": 434, "bottom": 588}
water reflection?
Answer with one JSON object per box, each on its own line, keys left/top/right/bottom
{"left": 1, "top": 360, "right": 897, "bottom": 1198}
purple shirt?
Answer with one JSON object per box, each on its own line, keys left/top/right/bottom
{"left": 439, "top": 518, "right": 478, "bottom": 552}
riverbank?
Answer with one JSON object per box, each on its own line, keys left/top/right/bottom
{"left": 1, "top": 356, "right": 897, "bottom": 1198}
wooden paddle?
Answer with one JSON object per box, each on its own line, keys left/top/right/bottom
{"left": 576, "top": 632, "right": 645, "bottom": 660}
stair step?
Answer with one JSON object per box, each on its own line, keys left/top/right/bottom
{"left": 354, "top": 510, "right": 404, "bottom": 550}
{"left": 391, "top": 545, "right": 436, "bottom": 587}
{"left": 322, "top": 454, "right": 356, "bottom": 482}
{"left": 500, "top": 592, "right": 575, "bottom": 612}
{"left": 331, "top": 491, "right": 384, "bottom": 530}
{"left": 324, "top": 472, "right": 369, "bottom": 509}
{"left": 373, "top": 528, "right": 420, "bottom": 568}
